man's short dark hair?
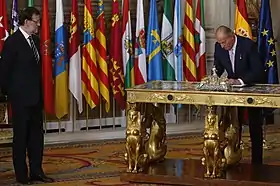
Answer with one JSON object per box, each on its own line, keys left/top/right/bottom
{"left": 18, "top": 7, "right": 40, "bottom": 26}
{"left": 216, "top": 25, "right": 234, "bottom": 36}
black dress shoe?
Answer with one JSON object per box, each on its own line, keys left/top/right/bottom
{"left": 30, "top": 174, "right": 54, "bottom": 183}
{"left": 16, "top": 179, "right": 30, "bottom": 185}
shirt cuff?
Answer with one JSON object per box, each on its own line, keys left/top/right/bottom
{"left": 238, "top": 78, "right": 244, "bottom": 85}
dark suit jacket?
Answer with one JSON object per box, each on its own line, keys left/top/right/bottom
{"left": 0, "top": 30, "right": 42, "bottom": 107}
{"left": 214, "top": 35, "right": 265, "bottom": 84}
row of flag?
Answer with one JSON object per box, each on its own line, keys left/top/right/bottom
{"left": 0, "top": 0, "right": 125, "bottom": 119}
{"left": 0, "top": 0, "right": 207, "bottom": 119}
{"left": 0, "top": 0, "right": 277, "bottom": 120}
{"left": 147, "top": 0, "right": 207, "bottom": 83}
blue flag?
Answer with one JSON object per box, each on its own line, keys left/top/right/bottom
{"left": 147, "top": 0, "right": 162, "bottom": 81}
{"left": 257, "top": 0, "right": 278, "bottom": 84}
{"left": 174, "top": 0, "right": 183, "bottom": 82}
{"left": 11, "top": 0, "right": 18, "bottom": 33}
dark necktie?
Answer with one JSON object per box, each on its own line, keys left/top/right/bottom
{"left": 28, "top": 36, "right": 40, "bottom": 63}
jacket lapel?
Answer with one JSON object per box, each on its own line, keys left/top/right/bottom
{"left": 16, "top": 30, "right": 39, "bottom": 63}
{"left": 16, "top": 30, "right": 31, "bottom": 51}
{"left": 234, "top": 36, "right": 242, "bottom": 74}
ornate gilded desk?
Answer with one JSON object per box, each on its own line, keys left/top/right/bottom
{"left": 122, "top": 80, "right": 280, "bottom": 185}
{"left": 0, "top": 94, "right": 9, "bottom": 125}
{"left": 0, "top": 94, "right": 11, "bottom": 143}
{"left": 127, "top": 81, "right": 280, "bottom": 108}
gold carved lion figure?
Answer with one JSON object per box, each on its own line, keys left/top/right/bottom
{"left": 224, "top": 124, "right": 242, "bottom": 166}
{"left": 202, "top": 107, "right": 225, "bottom": 178}
{"left": 125, "top": 103, "right": 146, "bottom": 173}
{"left": 144, "top": 103, "right": 167, "bottom": 163}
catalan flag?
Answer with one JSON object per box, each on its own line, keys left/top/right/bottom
{"left": 41, "top": 0, "right": 54, "bottom": 114}
{"left": 96, "top": 0, "right": 110, "bottom": 112}
{"left": 258, "top": 0, "right": 278, "bottom": 84}
{"left": 183, "top": 0, "right": 197, "bottom": 81}
{"left": 11, "top": 0, "right": 18, "bottom": 34}
{"left": 82, "top": 0, "right": 99, "bottom": 109}
{"left": 235, "top": 0, "right": 252, "bottom": 39}
{"left": 122, "top": 0, "right": 134, "bottom": 88}
{"left": 109, "top": 0, "right": 125, "bottom": 110}
{"left": 69, "top": 0, "right": 83, "bottom": 113}
{"left": 54, "top": 0, "right": 68, "bottom": 119}
{"left": 134, "top": 0, "right": 147, "bottom": 85}
{"left": 147, "top": 0, "right": 163, "bottom": 81}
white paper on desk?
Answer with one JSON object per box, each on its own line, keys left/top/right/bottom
{"left": 231, "top": 84, "right": 247, "bottom": 88}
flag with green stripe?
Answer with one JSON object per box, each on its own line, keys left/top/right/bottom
{"left": 122, "top": 0, "right": 134, "bottom": 88}
{"left": 161, "top": 0, "right": 175, "bottom": 81}
{"left": 28, "top": 0, "right": 34, "bottom": 6}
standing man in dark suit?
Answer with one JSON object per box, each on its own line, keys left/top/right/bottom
{"left": 0, "top": 7, "right": 53, "bottom": 184}
{"left": 214, "top": 25, "right": 265, "bottom": 165}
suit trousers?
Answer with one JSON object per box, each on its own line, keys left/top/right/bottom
{"left": 11, "top": 102, "right": 44, "bottom": 180}
{"left": 238, "top": 107, "right": 263, "bottom": 164}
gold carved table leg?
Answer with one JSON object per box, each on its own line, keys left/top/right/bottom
{"left": 0, "top": 103, "right": 8, "bottom": 124}
{"left": 0, "top": 103, "right": 13, "bottom": 142}
{"left": 221, "top": 107, "right": 242, "bottom": 167}
{"left": 125, "top": 102, "right": 167, "bottom": 173}
{"left": 202, "top": 106, "right": 242, "bottom": 178}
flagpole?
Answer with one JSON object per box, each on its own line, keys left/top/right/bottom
{"left": 72, "top": 96, "right": 76, "bottom": 133}
{"left": 176, "top": 104, "right": 179, "bottom": 124}
{"left": 113, "top": 99, "right": 116, "bottom": 129}
{"left": 99, "top": 97, "right": 102, "bottom": 130}
{"left": 58, "top": 119, "right": 61, "bottom": 134}
{"left": 43, "top": 111, "right": 47, "bottom": 134}
{"left": 86, "top": 104, "right": 89, "bottom": 131}
{"left": 28, "top": 0, "right": 34, "bottom": 7}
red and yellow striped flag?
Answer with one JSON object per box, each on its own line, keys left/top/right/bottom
{"left": 82, "top": 0, "right": 99, "bottom": 109}
{"left": 235, "top": 0, "right": 252, "bottom": 122}
{"left": 183, "top": 0, "right": 197, "bottom": 81}
{"left": 96, "top": 0, "right": 110, "bottom": 112}
{"left": 235, "top": 0, "right": 252, "bottom": 39}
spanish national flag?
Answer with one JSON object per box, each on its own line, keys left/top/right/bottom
{"left": 234, "top": 0, "right": 252, "bottom": 39}
{"left": 235, "top": 0, "right": 252, "bottom": 122}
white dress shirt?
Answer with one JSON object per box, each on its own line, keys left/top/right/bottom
{"left": 19, "top": 27, "right": 31, "bottom": 46}
{"left": 229, "top": 35, "right": 244, "bottom": 85}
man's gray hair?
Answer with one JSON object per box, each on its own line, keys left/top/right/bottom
{"left": 215, "top": 25, "right": 234, "bottom": 36}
